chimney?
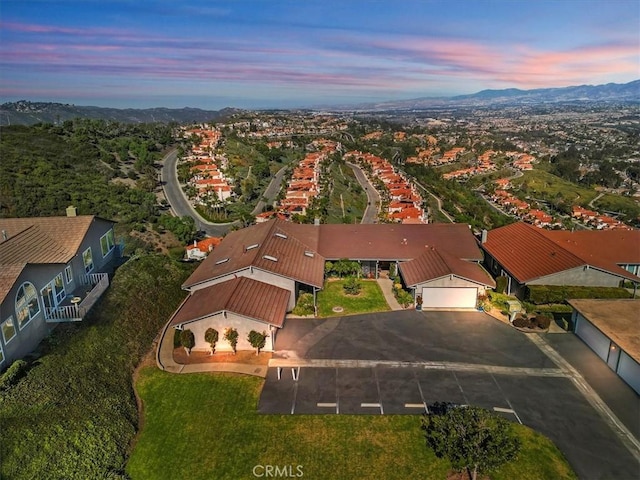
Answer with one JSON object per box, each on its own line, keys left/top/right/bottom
{"left": 1, "top": 230, "right": 7, "bottom": 242}
{"left": 481, "top": 229, "right": 488, "bottom": 244}
{"left": 66, "top": 205, "right": 77, "bottom": 217}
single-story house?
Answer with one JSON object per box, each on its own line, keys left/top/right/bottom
{"left": 168, "top": 219, "right": 494, "bottom": 353}
{"left": 0, "top": 209, "right": 120, "bottom": 368}
{"left": 480, "top": 222, "right": 640, "bottom": 299}
{"left": 569, "top": 299, "right": 640, "bottom": 395}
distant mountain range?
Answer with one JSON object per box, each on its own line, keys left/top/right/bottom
{"left": 1, "top": 80, "right": 638, "bottom": 125}
{"left": 329, "top": 80, "right": 640, "bottom": 111}
{"left": 0, "top": 101, "right": 241, "bottom": 126}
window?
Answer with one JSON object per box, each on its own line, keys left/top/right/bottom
{"left": 53, "top": 273, "right": 65, "bottom": 304}
{"left": 100, "top": 230, "right": 115, "bottom": 257}
{"left": 65, "top": 265, "right": 73, "bottom": 284}
{"left": 2, "top": 316, "right": 16, "bottom": 344}
{"left": 16, "top": 282, "right": 40, "bottom": 329}
{"left": 0, "top": 342, "right": 4, "bottom": 366}
{"left": 83, "top": 247, "right": 94, "bottom": 273}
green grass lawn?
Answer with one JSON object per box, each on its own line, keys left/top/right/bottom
{"left": 512, "top": 170, "right": 598, "bottom": 204}
{"left": 317, "top": 279, "right": 390, "bottom": 317}
{"left": 127, "top": 368, "right": 576, "bottom": 480}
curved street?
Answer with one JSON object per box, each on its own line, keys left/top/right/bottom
{"left": 160, "top": 149, "right": 287, "bottom": 237}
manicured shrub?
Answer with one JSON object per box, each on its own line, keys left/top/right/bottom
{"left": 205, "top": 328, "right": 219, "bottom": 354}
{"left": 0, "top": 359, "right": 29, "bottom": 391}
{"left": 248, "top": 330, "right": 267, "bottom": 355}
{"left": 343, "top": 276, "right": 362, "bottom": 295}
{"left": 512, "top": 315, "right": 529, "bottom": 328}
{"left": 180, "top": 329, "right": 195, "bottom": 354}
{"left": 527, "top": 285, "right": 632, "bottom": 304}
{"left": 495, "top": 276, "right": 508, "bottom": 294}
{"left": 224, "top": 327, "right": 239, "bottom": 354}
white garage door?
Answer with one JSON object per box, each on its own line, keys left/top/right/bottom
{"left": 575, "top": 316, "right": 610, "bottom": 362}
{"left": 421, "top": 287, "right": 477, "bottom": 309}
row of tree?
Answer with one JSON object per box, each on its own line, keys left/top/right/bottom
{"left": 178, "top": 328, "right": 268, "bottom": 355}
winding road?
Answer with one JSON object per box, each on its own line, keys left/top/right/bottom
{"left": 160, "top": 148, "right": 286, "bottom": 237}
{"left": 346, "top": 161, "right": 380, "bottom": 223}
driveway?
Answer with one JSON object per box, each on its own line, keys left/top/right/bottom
{"left": 259, "top": 311, "right": 640, "bottom": 480}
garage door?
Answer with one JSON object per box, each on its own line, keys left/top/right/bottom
{"left": 421, "top": 287, "right": 477, "bottom": 309}
{"left": 575, "top": 316, "right": 610, "bottom": 362}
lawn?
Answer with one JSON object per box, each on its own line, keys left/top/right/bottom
{"left": 127, "top": 368, "right": 577, "bottom": 480}
{"left": 512, "top": 170, "right": 598, "bottom": 204}
{"left": 317, "top": 279, "right": 390, "bottom": 317}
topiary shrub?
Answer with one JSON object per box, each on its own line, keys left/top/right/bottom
{"left": 512, "top": 315, "right": 529, "bottom": 328}
{"left": 204, "top": 328, "right": 219, "bottom": 355}
{"left": 495, "top": 276, "right": 507, "bottom": 294}
{"left": 343, "top": 276, "right": 362, "bottom": 295}
{"left": 224, "top": 327, "right": 239, "bottom": 354}
{"left": 248, "top": 330, "right": 267, "bottom": 355}
{"left": 180, "top": 329, "right": 195, "bottom": 354}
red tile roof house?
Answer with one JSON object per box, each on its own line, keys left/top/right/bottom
{"left": 480, "top": 222, "right": 640, "bottom": 299}
{"left": 167, "top": 220, "right": 494, "bottom": 354}
{"left": 0, "top": 211, "right": 121, "bottom": 368}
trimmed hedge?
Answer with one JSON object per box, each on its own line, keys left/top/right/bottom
{"left": 526, "top": 285, "right": 632, "bottom": 305}
{"left": 0, "top": 255, "right": 194, "bottom": 480}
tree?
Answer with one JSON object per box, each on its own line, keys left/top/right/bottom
{"left": 247, "top": 330, "right": 267, "bottom": 355}
{"left": 224, "top": 327, "right": 239, "bottom": 354}
{"left": 204, "top": 328, "right": 219, "bottom": 355}
{"left": 421, "top": 406, "right": 520, "bottom": 480}
{"left": 343, "top": 276, "right": 362, "bottom": 295}
{"left": 180, "top": 329, "right": 195, "bottom": 355}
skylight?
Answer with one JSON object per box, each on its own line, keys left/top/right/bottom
{"left": 246, "top": 243, "right": 259, "bottom": 251}
{"left": 263, "top": 255, "right": 278, "bottom": 262}
{"left": 215, "top": 258, "right": 230, "bottom": 265}
{"left": 275, "top": 232, "right": 287, "bottom": 239}
{"left": 304, "top": 251, "right": 314, "bottom": 258}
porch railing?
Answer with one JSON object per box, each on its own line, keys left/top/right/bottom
{"left": 45, "top": 272, "right": 109, "bottom": 322}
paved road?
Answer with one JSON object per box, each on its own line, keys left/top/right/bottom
{"left": 346, "top": 161, "right": 380, "bottom": 224}
{"left": 160, "top": 150, "right": 286, "bottom": 237}
{"left": 251, "top": 166, "right": 287, "bottom": 216}
{"left": 260, "top": 311, "right": 640, "bottom": 479}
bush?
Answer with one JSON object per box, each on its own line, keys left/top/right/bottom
{"left": 496, "top": 276, "right": 508, "bottom": 294}
{"left": 292, "top": 292, "right": 315, "bottom": 316}
{"left": 247, "top": 330, "right": 267, "bottom": 354}
{"left": 395, "top": 289, "right": 414, "bottom": 308}
{"left": 224, "top": 328, "right": 239, "bottom": 354}
{"left": 343, "top": 276, "right": 362, "bottom": 295}
{"left": 180, "top": 329, "right": 195, "bottom": 353}
{"left": 0, "top": 255, "right": 193, "bottom": 480}
{"left": 527, "top": 285, "right": 632, "bottom": 304}
{"left": 205, "top": 328, "right": 219, "bottom": 354}
{"left": 535, "top": 315, "right": 552, "bottom": 329}
{"left": 0, "top": 359, "right": 29, "bottom": 391}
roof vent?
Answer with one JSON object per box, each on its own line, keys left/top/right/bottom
{"left": 263, "top": 255, "right": 278, "bottom": 262}
{"left": 215, "top": 258, "right": 230, "bottom": 265}
{"left": 245, "top": 243, "right": 259, "bottom": 251}
{"left": 1, "top": 230, "right": 7, "bottom": 242}
{"left": 66, "top": 205, "right": 77, "bottom": 217}
{"left": 304, "top": 251, "right": 314, "bottom": 258}
{"left": 275, "top": 232, "right": 287, "bottom": 239}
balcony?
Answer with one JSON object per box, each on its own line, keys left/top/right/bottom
{"left": 45, "top": 272, "right": 110, "bottom": 322}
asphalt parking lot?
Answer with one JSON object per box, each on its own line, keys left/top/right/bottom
{"left": 258, "top": 310, "right": 640, "bottom": 480}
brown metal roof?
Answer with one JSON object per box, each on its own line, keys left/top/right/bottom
{"left": 481, "top": 222, "right": 639, "bottom": 283}
{"left": 568, "top": 299, "right": 640, "bottom": 364}
{"left": 399, "top": 247, "right": 496, "bottom": 288}
{"left": 170, "top": 276, "right": 290, "bottom": 328}
{"left": 540, "top": 229, "right": 640, "bottom": 266}
{"left": 0, "top": 215, "right": 108, "bottom": 303}
{"left": 317, "top": 223, "right": 483, "bottom": 261}
{"left": 182, "top": 219, "right": 325, "bottom": 289}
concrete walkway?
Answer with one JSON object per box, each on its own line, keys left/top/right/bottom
{"left": 376, "top": 277, "right": 404, "bottom": 310}
{"left": 155, "top": 320, "right": 268, "bottom": 377}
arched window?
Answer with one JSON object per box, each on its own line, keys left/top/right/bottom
{"left": 15, "top": 282, "right": 40, "bottom": 329}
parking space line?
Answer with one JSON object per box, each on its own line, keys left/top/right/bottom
{"left": 291, "top": 381, "right": 298, "bottom": 415}
{"left": 404, "top": 403, "right": 425, "bottom": 409}
{"left": 414, "top": 370, "right": 429, "bottom": 414}
{"left": 490, "top": 373, "right": 523, "bottom": 424}
{"left": 374, "top": 367, "right": 384, "bottom": 415}
{"left": 335, "top": 368, "right": 340, "bottom": 414}
{"left": 317, "top": 402, "right": 337, "bottom": 408}
{"left": 452, "top": 371, "right": 470, "bottom": 405}
{"left": 361, "top": 403, "right": 381, "bottom": 408}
